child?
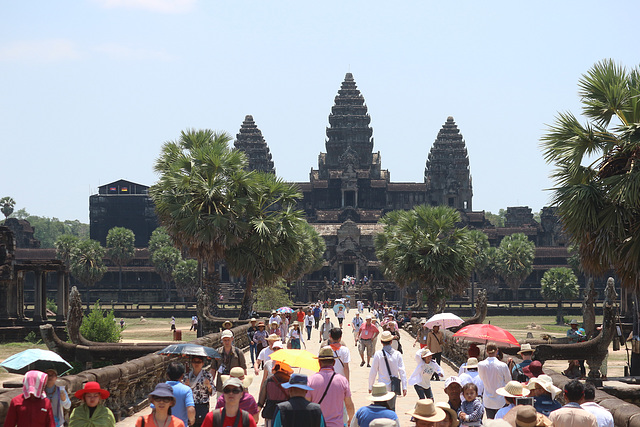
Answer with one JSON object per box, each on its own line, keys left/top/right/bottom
{"left": 458, "top": 382, "right": 484, "bottom": 427}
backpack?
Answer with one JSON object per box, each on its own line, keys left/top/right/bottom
{"left": 513, "top": 365, "right": 528, "bottom": 383}
{"left": 211, "top": 408, "right": 251, "bottom": 427}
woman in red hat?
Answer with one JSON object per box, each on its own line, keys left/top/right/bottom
{"left": 69, "top": 381, "right": 115, "bottom": 427}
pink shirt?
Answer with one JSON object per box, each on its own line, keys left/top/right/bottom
{"left": 307, "top": 367, "right": 351, "bottom": 427}
{"left": 359, "top": 322, "right": 379, "bottom": 339}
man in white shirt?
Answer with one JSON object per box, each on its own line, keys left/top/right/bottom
{"left": 328, "top": 328, "right": 351, "bottom": 382}
{"left": 254, "top": 333, "right": 280, "bottom": 376}
{"left": 478, "top": 342, "right": 511, "bottom": 419}
{"left": 368, "top": 331, "right": 407, "bottom": 411}
{"left": 269, "top": 310, "right": 282, "bottom": 327}
{"left": 581, "top": 383, "right": 613, "bottom": 427}
{"left": 458, "top": 357, "right": 484, "bottom": 397}
{"left": 351, "top": 313, "right": 364, "bottom": 343}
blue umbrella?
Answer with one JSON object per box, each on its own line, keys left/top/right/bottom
{"left": 156, "top": 343, "right": 221, "bottom": 359}
{"left": 0, "top": 349, "right": 72, "bottom": 375}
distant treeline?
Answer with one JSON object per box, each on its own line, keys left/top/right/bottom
{"left": 9, "top": 208, "right": 89, "bottom": 248}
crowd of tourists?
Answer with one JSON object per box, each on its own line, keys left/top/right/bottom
{"left": 3, "top": 307, "right": 615, "bottom": 427}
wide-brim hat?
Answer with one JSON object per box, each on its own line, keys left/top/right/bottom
{"left": 368, "top": 382, "right": 396, "bottom": 402}
{"left": 257, "top": 321, "right": 265, "bottom": 327}
{"left": 515, "top": 405, "right": 538, "bottom": 427}
{"left": 523, "top": 360, "right": 544, "bottom": 378}
{"left": 497, "top": 381, "right": 530, "bottom": 398}
{"left": 75, "top": 381, "right": 110, "bottom": 400}
{"left": 435, "top": 402, "right": 460, "bottom": 427}
{"left": 380, "top": 331, "right": 394, "bottom": 342}
{"left": 527, "top": 375, "right": 561, "bottom": 398}
{"left": 420, "top": 319, "right": 427, "bottom": 325}
{"left": 220, "top": 366, "right": 254, "bottom": 389}
{"left": 316, "top": 346, "right": 337, "bottom": 360}
{"left": 406, "top": 398, "right": 446, "bottom": 422}
{"left": 293, "top": 321, "right": 299, "bottom": 326}
{"left": 282, "top": 373, "right": 313, "bottom": 391}
{"left": 267, "top": 334, "right": 280, "bottom": 342}
{"left": 420, "top": 348, "right": 435, "bottom": 359}
{"left": 518, "top": 343, "right": 534, "bottom": 355}
{"left": 149, "top": 383, "right": 176, "bottom": 406}
{"left": 569, "top": 319, "right": 579, "bottom": 325}
{"left": 250, "top": 318, "right": 257, "bottom": 323}
{"left": 465, "top": 357, "right": 479, "bottom": 369}
{"left": 222, "top": 321, "right": 233, "bottom": 328}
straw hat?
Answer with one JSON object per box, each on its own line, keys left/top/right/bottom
{"left": 293, "top": 321, "right": 299, "bottom": 327}
{"left": 406, "top": 399, "right": 446, "bottom": 422}
{"left": 74, "top": 381, "right": 110, "bottom": 400}
{"left": 497, "top": 381, "right": 530, "bottom": 398}
{"left": 316, "top": 346, "right": 338, "bottom": 360}
{"left": 518, "top": 343, "right": 534, "bottom": 355}
{"left": 222, "top": 320, "right": 233, "bottom": 328}
{"left": 465, "top": 357, "right": 479, "bottom": 369}
{"left": 220, "top": 366, "right": 254, "bottom": 389}
{"left": 367, "top": 383, "right": 396, "bottom": 402}
{"left": 267, "top": 333, "right": 280, "bottom": 342}
{"left": 257, "top": 321, "right": 265, "bottom": 327}
{"left": 379, "top": 331, "right": 394, "bottom": 342}
{"left": 527, "top": 375, "right": 561, "bottom": 398}
{"left": 250, "top": 318, "right": 257, "bottom": 323}
{"left": 515, "top": 405, "right": 538, "bottom": 427}
{"left": 435, "top": 402, "right": 460, "bottom": 427}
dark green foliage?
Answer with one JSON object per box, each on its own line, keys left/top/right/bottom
{"left": 10, "top": 208, "right": 88, "bottom": 248}
{"left": 80, "top": 301, "right": 122, "bottom": 343}
{"left": 173, "top": 259, "right": 199, "bottom": 298}
{"left": 254, "top": 280, "right": 293, "bottom": 311}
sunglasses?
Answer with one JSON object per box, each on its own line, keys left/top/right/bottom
{"left": 223, "top": 388, "right": 243, "bottom": 395}
{"left": 192, "top": 360, "right": 204, "bottom": 364}
{"left": 153, "top": 397, "right": 173, "bottom": 403}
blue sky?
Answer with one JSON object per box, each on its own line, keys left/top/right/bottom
{"left": 1, "top": 1, "right": 638, "bottom": 222}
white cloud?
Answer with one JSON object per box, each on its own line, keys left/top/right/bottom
{"left": 94, "top": 0, "right": 196, "bottom": 13}
{"left": 94, "top": 43, "right": 176, "bottom": 61}
{"left": 0, "top": 39, "right": 81, "bottom": 62}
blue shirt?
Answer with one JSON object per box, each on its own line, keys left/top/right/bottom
{"left": 166, "top": 380, "right": 194, "bottom": 427}
{"left": 354, "top": 404, "right": 399, "bottom": 427}
{"left": 313, "top": 307, "right": 321, "bottom": 318}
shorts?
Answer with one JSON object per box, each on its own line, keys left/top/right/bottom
{"left": 359, "top": 338, "right": 374, "bottom": 356}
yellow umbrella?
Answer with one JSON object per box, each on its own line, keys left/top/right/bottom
{"left": 269, "top": 349, "right": 320, "bottom": 372}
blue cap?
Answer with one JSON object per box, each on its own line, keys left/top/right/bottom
{"left": 282, "top": 373, "right": 313, "bottom": 391}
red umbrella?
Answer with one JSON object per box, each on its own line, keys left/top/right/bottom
{"left": 452, "top": 323, "right": 520, "bottom": 347}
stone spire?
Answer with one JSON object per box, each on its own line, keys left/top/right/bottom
{"left": 234, "top": 115, "right": 275, "bottom": 174}
{"left": 424, "top": 116, "right": 473, "bottom": 211}
{"left": 323, "top": 73, "right": 374, "bottom": 174}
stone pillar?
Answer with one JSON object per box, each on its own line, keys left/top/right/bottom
{"left": 6, "top": 274, "right": 17, "bottom": 319}
{"left": 56, "top": 270, "right": 66, "bottom": 321}
{"left": 0, "top": 280, "right": 9, "bottom": 319}
{"left": 33, "top": 269, "right": 43, "bottom": 322}
{"left": 17, "top": 270, "right": 25, "bottom": 319}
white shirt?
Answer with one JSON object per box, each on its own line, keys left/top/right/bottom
{"left": 320, "top": 321, "right": 334, "bottom": 341}
{"left": 458, "top": 370, "right": 484, "bottom": 397}
{"left": 330, "top": 344, "right": 351, "bottom": 378}
{"left": 304, "top": 315, "right": 315, "bottom": 328}
{"left": 408, "top": 354, "right": 444, "bottom": 388}
{"left": 257, "top": 346, "right": 274, "bottom": 362}
{"left": 269, "top": 314, "right": 281, "bottom": 326}
{"left": 581, "top": 401, "right": 614, "bottom": 427}
{"left": 478, "top": 356, "right": 511, "bottom": 410}
{"left": 368, "top": 345, "right": 407, "bottom": 391}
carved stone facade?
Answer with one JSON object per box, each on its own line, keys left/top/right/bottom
{"left": 234, "top": 115, "right": 275, "bottom": 174}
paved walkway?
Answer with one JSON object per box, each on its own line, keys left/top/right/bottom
{"left": 116, "top": 309, "right": 457, "bottom": 426}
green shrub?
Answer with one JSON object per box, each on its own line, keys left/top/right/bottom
{"left": 254, "top": 281, "right": 293, "bottom": 311}
{"left": 46, "top": 298, "right": 57, "bottom": 313}
{"left": 80, "top": 300, "right": 122, "bottom": 343}
{"left": 24, "top": 331, "right": 42, "bottom": 344}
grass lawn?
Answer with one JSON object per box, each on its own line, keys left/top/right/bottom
{"left": 118, "top": 317, "right": 199, "bottom": 342}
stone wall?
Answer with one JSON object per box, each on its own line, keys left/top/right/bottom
{"left": 0, "top": 324, "right": 250, "bottom": 425}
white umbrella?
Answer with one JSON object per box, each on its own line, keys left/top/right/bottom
{"left": 425, "top": 312, "right": 464, "bottom": 329}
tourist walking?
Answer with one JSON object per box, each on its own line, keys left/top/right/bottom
{"left": 204, "top": 378, "right": 257, "bottom": 427}
{"left": 357, "top": 315, "right": 379, "bottom": 367}
{"left": 408, "top": 348, "right": 444, "bottom": 399}
{"left": 296, "top": 307, "right": 306, "bottom": 323}
{"left": 211, "top": 330, "right": 247, "bottom": 397}
{"left": 457, "top": 358, "right": 484, "bottom": 397}
{"left": 279, "top": 314, "right": 290, "bottom": 343}
{"left": 184, "top": 356, "right": 214, "bottom": 427}
{"left": 426, "top": 324, "right": 443, "bottom": 366}
{"left": 287, "top": 321, "right": 305, "bottom": 349}
{"left": 171, "top": 316, "right": 176, "bottom": 331}
{"left": 527, "top": 375, "right": 562, "bottom": 417}
{"left": 258, "top": 362, "right": 292, "bottom": 427}
{"left": 161, "top": 362, "right": 195, "bottom": 427}
{"left": 443, "top": 376, "right": 463, "bottom": 412}
{"left": 307, "top": 346, "right": 355, "bottom": 427}
{"left": 272, "top": 373, "right": 325, "bottom": 427}
{"left": 255, "top": 334, "right": 281, "bottom": 376}
{"left": 69, "top": 381, "right": 116, "bottom": 427}
{"left": 253, "top": 322, "right": 268, "bottom": 368}
{"left": 44, "top": 369, "right": 70, "bottom": 427}
{"left": 581, "top": 383, "right": 613, "bottom": 427}
{"left": 337, "top": 305, "right": 346, "bottom": 327}
{"left": 386, "top": 320, "right": 402, "bottom": 354}
{"left": 549, "top": 380, "right": 597, "bottom": 427}
{"left": 350, "top": 382, "right": 399, "bottom": 427}
{"left": 319, "top": 316, "right": 334, "bottom": 343}
{"left": 135, "top": 383, "right": 185, "bottom": 427}
{"left": 368, "top": 331, "right": 408, "bottom": 411}
{"left": 216, "top": 367, "right": 259, "bottom": 423}
{"left": 352, "top": 312, "right": 364, "bottom": 342}
{"left": 413, "top": 319, "right": 430, "bottom": 349}
{"left": 313, "top": 304, "right": 322, "bottom": 329}
{"left": 305, "top": 310, "right": 315, "bottom": 340}
{"left": 247, "top": 318, "right": 259, "bottom": 368}
{"left": 477, "top": 342, "right": 511, "bottom": 419}
{"left": 269, "top": 310, "right": 282, "bottom": 328}
{"left": 4, "top": 370, "right": 55, "bottom": 427}
{"left": 328, "top": 327, "right": 351, "bottom": 382}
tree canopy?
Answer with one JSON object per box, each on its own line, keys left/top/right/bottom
{"left": 541, "top": 59, "right": 640, "bottom": 290}
{"left": 69, "top": 239, "right": 107, "bottom": 303}
{"left": 374, "top": 205, "right": 476, "bottom": 313}
{"left": 495, "top": 233, "right": 535, "bottom": 299}
{"left": 1, "top": 197, "right": 15, "bottom": 220}
{"left": 541, "top": 267, "right": 579, "bottom": 324}
{"left": 106, "top": 227, "right": 135, "bottom": 294}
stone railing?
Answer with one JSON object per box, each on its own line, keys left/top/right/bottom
{"left": 0, "top": 323, "right": 251, "bottom": 425}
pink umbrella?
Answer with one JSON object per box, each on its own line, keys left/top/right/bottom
{"left": 452, "top": 323, "right": 520, "bottom": 347}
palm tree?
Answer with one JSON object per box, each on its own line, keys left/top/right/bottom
{"left": 106, "top": 227, "right": 135, "bottom": 297}
{"left": 173, "top": 259, "right": 199, "bottom": 299}
{"left": 224, "top": 172, "right": 308, "bottom": 319}
{"left": 495, "top": 233, "right": 535, "bottom": 300}
{"left": 0, "top": 197, "right": 15, "bottom": 221}
{"left": 151, "top": 245, "right": 181, "bottom": 302}
{"left": 374, "top": 205, "right": 476, "bottom": 314}
{"left": 150, "top": 129, "right": 252, "bottom": 314}
{"left": 69, "top": 239, "right": 107, "bottom": 304}
{"left": 541, "top": 267, "right": 579, "bottom": 325}
{"left": 541, "top": 59, "right": 640, "bottom": 291}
